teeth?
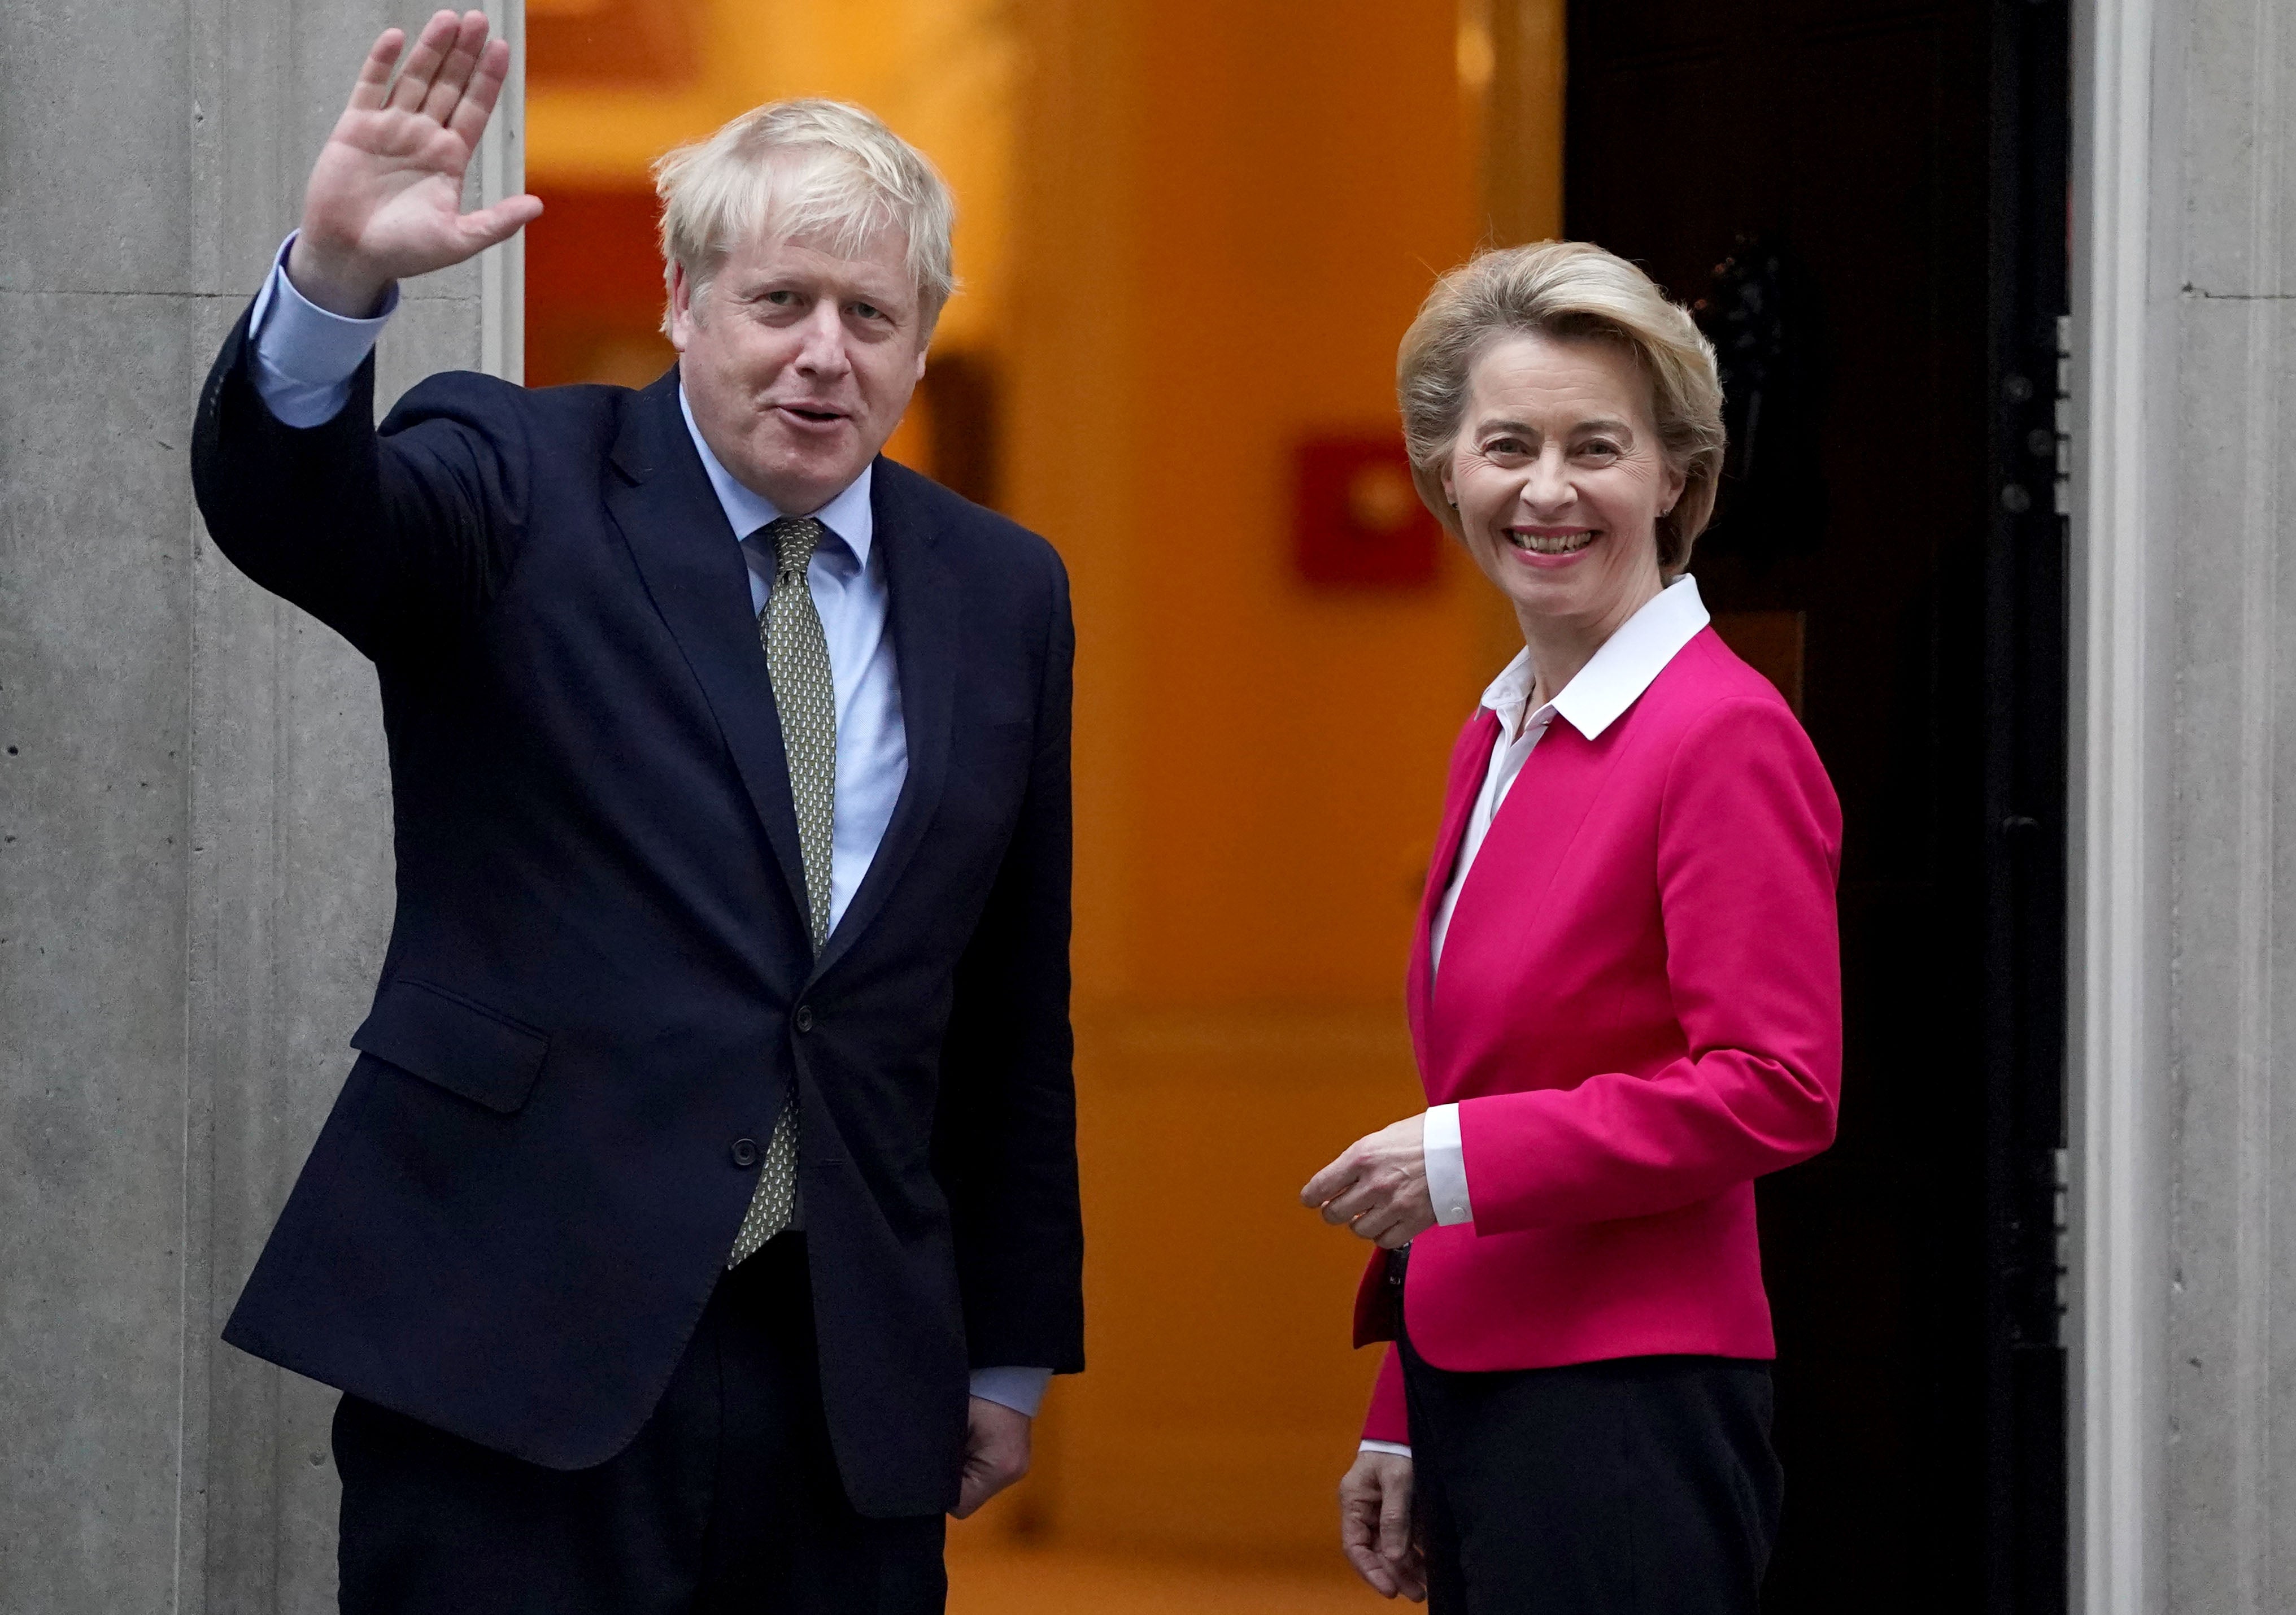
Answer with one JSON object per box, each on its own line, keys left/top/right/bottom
{"left": 1508, "top": 530, "right": 1594, "bottom": 555}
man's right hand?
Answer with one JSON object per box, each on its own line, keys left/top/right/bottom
{"left": 1339, "top": 1449, "right": 1427, "bottom": 1601}
{"left": 286, "top": 10, "right": 541, "bottom": 317}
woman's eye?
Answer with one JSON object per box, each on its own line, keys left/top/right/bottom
{"left": 1579, "top": 440, "right": 1620, "bottom": 459}
{"left": 1485, "top": 438, "right": 1527, "bottom": 458}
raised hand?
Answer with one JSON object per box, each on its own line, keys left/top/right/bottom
{"left": 286, "top": 10, "right": 541, "bottom": 317}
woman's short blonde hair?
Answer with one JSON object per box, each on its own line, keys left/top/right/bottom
{"left": 1397, "top": 241, "right": 1726, "bottom": 573}
{"left": 653, "top": 99, "right": 957, "bottom": 336}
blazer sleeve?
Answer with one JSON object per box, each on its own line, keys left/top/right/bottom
{"left": 1458, "top": 694, "right": 1844, "bottom": 1231}
{"left": 1361, "top": 1344, "right": 1410, "bottom": 1445}
{"left": 190, "top": 305, "right": 530, "bottom": 663}
{"left": 930, "top": 551, "right": 1086, "bottom": 1376}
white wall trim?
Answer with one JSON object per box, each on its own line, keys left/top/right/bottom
{"left": 2068, "top": 0, "right": 2167, "bottom": 1607}
{"left": 478, "top": 0, "right": 525, "bottom": 382}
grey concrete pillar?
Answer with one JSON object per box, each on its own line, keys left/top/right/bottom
{"left": 2077, "top": 0, "right": 2296, "bottom": 1607}
{"left": 2157, "top": 0, "right": 2296, "bottom": 1604}
{"left": 0, "top": 5, "right": 518, "bottom": 1609}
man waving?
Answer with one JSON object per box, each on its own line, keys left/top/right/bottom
{"left": 190, "top": 13, "right": 1082, "bottom": 1611}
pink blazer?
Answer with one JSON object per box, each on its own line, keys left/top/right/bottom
{"left": 1358, "top": 628, "right": 1842, "bottom": 1444}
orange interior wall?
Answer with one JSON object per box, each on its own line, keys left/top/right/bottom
{"left": 1004, "top": 0, "right": 1503, "bottom": 1561}
{"left": 525, "top": 187, "right": 676, "bottom": 388}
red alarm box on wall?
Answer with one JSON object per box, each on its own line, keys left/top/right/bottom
{"left": 1292, "top": 434, "right": 1443, "bottom": 589}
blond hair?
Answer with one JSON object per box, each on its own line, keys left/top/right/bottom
{"left": 653, "top": 99, "right": 956, "bottom": 335}
{"left": 1397, "top": 241, "right": 1725, "bottom": 573}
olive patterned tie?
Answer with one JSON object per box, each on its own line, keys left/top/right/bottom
{"left": 729, "top": 516, "right": 836, "bottom": 1266}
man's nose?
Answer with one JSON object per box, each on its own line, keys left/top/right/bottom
{"left": 791, "top": 305, "right": 852, "bottom": 378}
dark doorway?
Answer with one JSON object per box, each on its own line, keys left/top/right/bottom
{"left": 1562, "top": 2, "right": 2070, "bottom": 1609}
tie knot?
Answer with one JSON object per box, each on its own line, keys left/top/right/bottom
{"left": 764, "top": 516, "right": 827, "bottom": 585}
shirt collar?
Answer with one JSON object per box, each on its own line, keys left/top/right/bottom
{"left": 677, "top": 382, "right": 875, "bottom": 567}
{"left": 1480, "top": 574, "right": 1711, "bottom": 742}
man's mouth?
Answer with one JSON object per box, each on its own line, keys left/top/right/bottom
{"left": 1506, "top": 528, "right": 1597, "bottom": 555}
{"left": 774, "top": 403, "right": 848, "bottom": 425}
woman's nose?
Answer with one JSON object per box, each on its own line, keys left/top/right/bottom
{"left": 1519, "top": 450, "right": 1572, "bottom": 515}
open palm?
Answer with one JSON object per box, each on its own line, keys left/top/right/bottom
{"left": 289, "top": 10, "right": 540, "bottom": 316}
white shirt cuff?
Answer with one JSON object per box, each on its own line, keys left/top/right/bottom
{"left": 1359, "top": 1439, "right": 1413, "bottom": 1458}
{"left": 248, "top": 232, "right": 399, "bottom": 428}
{"left": 1423, "top": 1102, "right": 1474, "bottom": 1226}
{"left": 969, "top": 1366, "right": 1051, "bottom": 1418}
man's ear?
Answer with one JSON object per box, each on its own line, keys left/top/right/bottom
{"left": 666, "top": 261, "right": 698, "bottom": 353}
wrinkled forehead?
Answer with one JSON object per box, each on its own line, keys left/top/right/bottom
{"left": 1464, "top": 328, "right": 1658, "bottom": 428}
{"left": 715, "top": 221, "right": 915, "bottom": 295}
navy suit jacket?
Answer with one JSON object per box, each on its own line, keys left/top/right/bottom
{"left": 189, "top": 312, "right": 1084, "bottom": 1518}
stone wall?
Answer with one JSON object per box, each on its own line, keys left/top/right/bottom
{"left": 0, "top": 5, "right": 515, "bottom": 1608}
{"left": 2158, "top": 0, "right": 2296, "bottom": 1605}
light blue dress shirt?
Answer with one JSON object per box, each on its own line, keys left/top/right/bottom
{"left": 245, "top": 237, "right": 1049, "bottom": 1419}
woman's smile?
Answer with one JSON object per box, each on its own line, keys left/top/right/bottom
{"left": 1505, "top": 524, "right": 1600, "bottom": 561}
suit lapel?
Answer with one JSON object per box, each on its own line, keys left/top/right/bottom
{"left": 604, "top": 372, "right": 813, "bottom": 935}
{"left": 812, "top": 459, "right": 956, "bottom": 982}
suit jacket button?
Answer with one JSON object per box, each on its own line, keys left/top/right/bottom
{"left": 794, "top": 1005, "right": 814, "bottom": 1033}
{"left": 730, "top": 1138, "right": 759, "bottom": 1168}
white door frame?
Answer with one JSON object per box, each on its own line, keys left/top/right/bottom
{"left": 2068, "top": 0, "right": 2168, "bottom": 1607}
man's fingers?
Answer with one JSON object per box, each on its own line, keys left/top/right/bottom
{"left": 952, "top": 1473, "right": 988, "bottom": 1519}
{"left": 347, "top": 29, "right": 405, "bottom": 112}
{"left": 446, "top": 37, "right": 515, "bottom": 147}
{"left": 420, "top": 12, "right": 491, "bottom": 125}
{"left": 952, "top": 1453, "right": 1026, "bottom": 1518}
{"left": 386, "top": 11, "right": 465, "bottom": 111}
{"left": 456, "top": 194, "right": 544, "bottom": 254}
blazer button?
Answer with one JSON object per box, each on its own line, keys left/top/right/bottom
{"left": 730, "top": 1137, "right": 760, "bottom": 1169}
{"left": 794, "top": 1005, "right": 815, "bottom": 1034}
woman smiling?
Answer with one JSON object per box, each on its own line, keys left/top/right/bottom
{"left": 1302, "top": 242, "right": 1844, "bottom": 1611}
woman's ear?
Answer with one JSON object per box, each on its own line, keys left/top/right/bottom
{"left": 1439, "top": 459, "right": 1459, "bottom": 509}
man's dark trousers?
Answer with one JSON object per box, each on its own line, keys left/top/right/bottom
{"left": 334, "top": 1237, "right": 945, "bottom": 1614}
{"left": 190, "top": 315, "right": 1084, "bottom": 1603}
